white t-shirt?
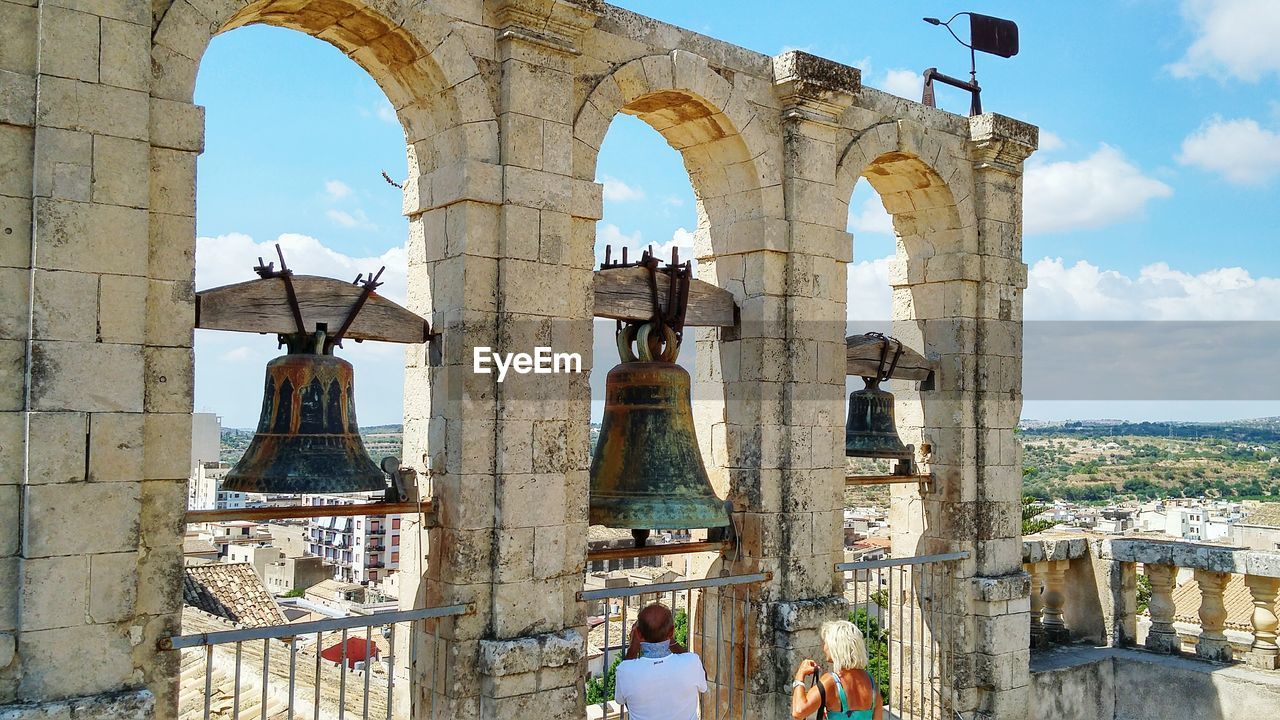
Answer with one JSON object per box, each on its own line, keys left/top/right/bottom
{"left": 614, "top": 652, "right": 707, "bottom": 720}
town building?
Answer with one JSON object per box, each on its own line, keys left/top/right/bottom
{"left": 306, "top": 495, "right": 401, "bottom": 585}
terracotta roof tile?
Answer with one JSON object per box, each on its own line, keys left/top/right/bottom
{"left": 183, "top": 563, "right": 286, "bottom": 629}
{"left": 1171, "top": 573, "right": 1257, "bottom": 633}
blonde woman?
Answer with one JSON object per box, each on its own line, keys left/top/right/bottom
{"left": 789, "top": 620, "right": 883, "bottom": 720}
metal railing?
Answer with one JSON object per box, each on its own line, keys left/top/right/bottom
{"left": 167, "top": 604, "right": 468, "bottom": 720}
{"left": 579, "top": 572, "right": 769, "bottom": 719}
{"left": 836, "top": 551, "right": 969, "bottom": 720}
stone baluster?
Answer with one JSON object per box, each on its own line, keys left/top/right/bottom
{"left": 1194, "top": 569, "right": 1233, "bottom": 662}
{"left": 1145, "top": 564, "right": 1178, "bottom": 653}
{"left": 1244, "top": 574, "right": 1280, "bottom": 669}
{"left": 1040, "top": 560, "right": 1069, "bottom": 643}
{"left": 1025, "top": 563, "right": 1046, "bottom": 649}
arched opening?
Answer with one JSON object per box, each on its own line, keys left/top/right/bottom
{"left": 838, "top": 135, "right": 973, "bottom": 720}
{"left": 147, "top": 2, "right": 490, "bottom": 717}
{"left": 572, "top": 51, "right": 777, "bottom": 718}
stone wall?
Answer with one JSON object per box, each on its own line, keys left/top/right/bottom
{"left": 1031, "top": 646, "right": 1280, "bottom": 720}
{"left": 0, "top": 1, "right": 1035, "bottom": 717}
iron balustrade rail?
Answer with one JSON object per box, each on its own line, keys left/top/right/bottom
{"left": 582, "top": 572, "right": 768, "bottom": 720}
{"left": 836, "top": 551, "right": 969, "bottom": 720}
{"left": 166, "top": 604, "right": 469, "bottom": 720}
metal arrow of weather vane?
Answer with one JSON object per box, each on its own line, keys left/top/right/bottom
{"left": 921, "top": 12, "right": 1019, "bottom": 116}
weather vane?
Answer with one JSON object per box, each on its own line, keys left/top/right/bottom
{"left": 921, "top": 12, "right": 1019, "bottom": 116}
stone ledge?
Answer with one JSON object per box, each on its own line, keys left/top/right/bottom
{"left": 1022, "top": 536, "right": 1088, "bottom": 564}
{"left": 772, "top": 51, "right": 861, "bottom": 95}
{"left": 771, "top": 595, "right": 848, "bottom": 633}
{"left": 479, "top": 627, "right": 585, "bottom": 677}
{"left": 0, "top": 689, "right": 153, "bottom": 720}
{"left": 973, "top": 572, "right": 1031, "bottom": 602}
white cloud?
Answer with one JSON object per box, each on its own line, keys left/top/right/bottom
{"left": 601, "top": 176, "right": 646, "bottom": 202}
{"left": 846, "top": 255, "right": 893, "bottom": 321}
{"left": 324, "top": 179, "right": 352, "bottom": 200}
{"left": 1169, "top": 0, "right": 1280, "bottom": 81}
{"left": 648, "top": 227, "right": 695, "bottom": 266}
{"left": 662, "top": 196, "right": 685, "bottom": 207}
{"left": 195, "top": 232, "right": 407, "bottom": 304}
{"left": 847, "top": 194, "right": 894, "bottom": 235}
{"left": 1024, "top": 145, "right": 1173, "bottom": 234}
{"left": 326, "top": 208, "right": 377, "bottom": 230}
{"left": 879, "top": 68, "right": 923, "bottom": 100}
{"left": 1178, "top": 116, "right": 1280, "bottom": 185}
{"left": 597, "top": 223, "right": 643, "bottom": 251}
{"left": 1026, "top": 257, "right": 1280, "bottom": 320}
{"left": 595, "top": 225, "right": 695, "bottom": 267}
{"left": 1038, "top": 131, "right": 1065, "bottom": 153}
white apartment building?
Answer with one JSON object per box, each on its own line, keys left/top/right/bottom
{"left": 306, "top": 494, "right": 400, "bottom": 585}
{"left": 188, "top": 462, "right": 246, "bottom": 511}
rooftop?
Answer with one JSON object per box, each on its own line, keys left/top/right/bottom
{"left": 182, "top": 563, "right": 286, "bottom": 628}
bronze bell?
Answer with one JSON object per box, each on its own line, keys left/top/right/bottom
{"left": 589, "top": 322, "right": 730, "bottom": 533}
{"left": 845, "top": 376, "right": 912, "bottom": 460}
{"left": 222, "top": 332, "right": 384, "bottom": 494}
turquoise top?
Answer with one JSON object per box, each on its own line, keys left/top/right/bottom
{"left": 825, "top": 670, "right": 877, "bottom": 720}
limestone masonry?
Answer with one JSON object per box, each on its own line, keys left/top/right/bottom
{"left": 0, "top": 1, "right": 1035, "bottom": 718}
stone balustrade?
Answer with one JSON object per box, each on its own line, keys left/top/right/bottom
{"left": 1022, "top": 536, "right": 1280, "bottom": 670}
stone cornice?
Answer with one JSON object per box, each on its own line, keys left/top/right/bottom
{"left": 488, "top": 0, "right": 601, "bottom": 54}
{"left": 969, "top": 113, "right": 1039, "bottom": 172}
{"left": 772, "top": 50, "right": 860, "bottom": 126}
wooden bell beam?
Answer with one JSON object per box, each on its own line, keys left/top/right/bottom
{"left": 846, "top": 333, "right": 937, "bottom": 381}
{"left": 196, "top": 275, "right": 431, "bottom": 343}
{"left": 593, "top": 266, "right": 737, "bottom": 327}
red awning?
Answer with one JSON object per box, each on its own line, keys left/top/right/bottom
{"left": 320, "top": 636, "right": 381, "bottom": 669}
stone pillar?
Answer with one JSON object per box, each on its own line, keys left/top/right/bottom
{"left": 1145, "top": 564, "right": 1179, "bottom": 654}
{"left": 1243, "top": 574, "right": 1280, "bottom": 670}
{"left": 966, "top": 114, "right": 1037, "bottom": 720}
{"left": 1194, "top": 569, "right": 1233, "bottom": 662}
{"left": 448, "top": 1, "right": 599, "bottom": 717}
{"left": 3, "top": 3, "right": 181, "bottom": 717}
{"left": 755, "top": 51, "right": 859, "bottom": 719}
{"left": 1026, "top": 563, "right": 1045, "bottom": 649}
{"left": 1039, "top": 560, "right": 1068, "bottom": 644}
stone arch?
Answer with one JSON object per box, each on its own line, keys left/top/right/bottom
{"left": 150, "top": 0, "right": 498, "bottom": 173}
{"left": 834, "top": 119, "right": 975, "bottom": 265}
{"left": 572, "top": 49, "right": 780, "bottom": 260}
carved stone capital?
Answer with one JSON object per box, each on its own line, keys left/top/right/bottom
{"left": 969, "top": 113, "right": 1039, "bottom": 172}
{"left": 772, "top": 50, "right": 860, "bottom": 126}
{"left": 487, "top": 0, "right": 601, "bottom": 54}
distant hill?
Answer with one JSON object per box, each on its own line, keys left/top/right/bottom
{"left": 1020, "top": 418, "right": 1280, "bottom": 445}
{"left": 1019, "top": 420, "right": 1280, "bottom": 503}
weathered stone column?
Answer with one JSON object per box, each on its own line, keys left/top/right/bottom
{"left": 1194, "top": 569, "right": 1232, "bottom": 662}
{"left": 1026, "top": 563, "right": 1045, "bottom": 649}
{"left": 964, "top": 114, "right": 1037, "bottom": 720}
{"left": 2, "top": 2, "right": 174, "bottom": 717}
{"left": 1145, "top": 564, "right": 1179, "bottom": 653}
{"left": 1243, "top": 574, "right": 1280, "bottom": 669}
{"left": 752, "top": 51, "right": 859, "bottom": 719}
{"left": 456, "top": 1, "right": 600, "bottom": 716}
{"left": 1039, "top": 560, "right": 1068, "bottom": 644}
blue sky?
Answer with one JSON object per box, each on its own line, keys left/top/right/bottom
{"left": 192, "top": 1, "right": 1280, "bottom": 427}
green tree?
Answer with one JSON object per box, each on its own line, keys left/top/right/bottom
{"left": 586, "top": 653, "right": 623, "bottom": 705}
{"left": 1021, "top": 496, "right": 1054, "bottom": 535}
{"left": 848, "top": 608, "right": 890, "bottom": 699}
{"left": 1136, "top": 573, "right": 1151, "bottom": 614}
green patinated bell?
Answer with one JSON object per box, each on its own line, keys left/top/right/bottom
{"left": 223, "top": 352, "right": 385, "bottom": 494}
{"left": 589, "top": 323, "right": 730, "bottom": 531}
{"left": 845, "top": 376, "right": 912, "bottom": 460}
